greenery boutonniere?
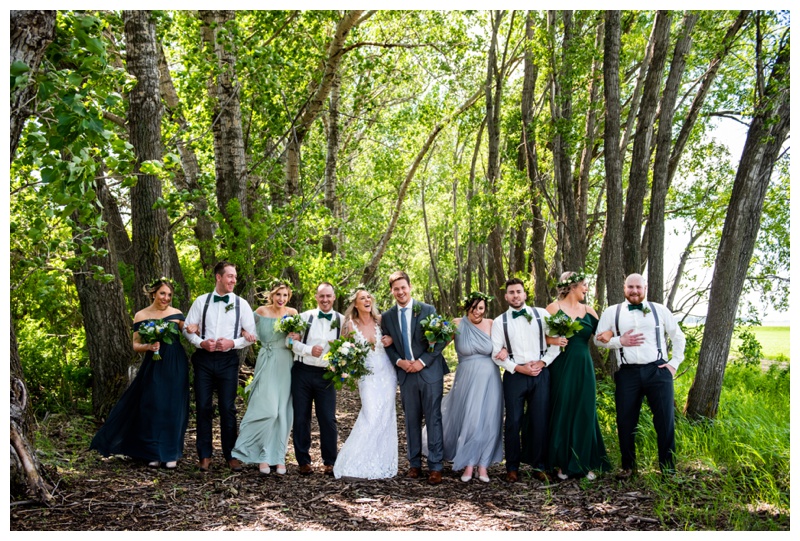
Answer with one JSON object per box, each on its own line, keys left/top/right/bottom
{"left": 523, "top": 310, "right": 533, "bottom": 324}
{"left": 412, "top": 303, "right": 421, "bottom": 317}
{"left": 642, "top": 305, "right": 652, "bottom": 317}
{"left": 330, "top": 316, "right": 340, "bottom": 330}
{"left": 225, "top": 303, "right": 234, "bottom": 313}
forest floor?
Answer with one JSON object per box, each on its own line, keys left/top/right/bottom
{"left": 13, "top": 376, "right": 672, "bottom": 532}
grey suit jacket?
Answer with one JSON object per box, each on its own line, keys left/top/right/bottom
{"left": 381, "top": 300, "right": 450, "bottom": 385}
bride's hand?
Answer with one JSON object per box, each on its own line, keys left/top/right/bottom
{"left": 381, "top": 335, "right": 393, "bottom": 347}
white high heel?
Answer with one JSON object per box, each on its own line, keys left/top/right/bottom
{"left": 276, "top": 464, "right": 287, "bottom": 475}
{"left": 148, "top": 461, "right": 160, "bottom": 468}
{"left": 478, "top": 467, "right": 490, "bottom": 483}
{"left": 259, "top": 463, "right": 271, "bottom": 475}
{"left": 165, "top": 461, "right": 177, "bottom": 469}
{"left": 460, "top": 466, "right": 474, "bottom": 482}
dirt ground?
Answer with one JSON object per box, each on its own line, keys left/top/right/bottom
{"left": 11, "top": 375, "right": 666, "bottom": 531}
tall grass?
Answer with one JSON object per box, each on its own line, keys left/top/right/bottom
{"left": 596, "top": 361, "right": 790, "bottom": 530}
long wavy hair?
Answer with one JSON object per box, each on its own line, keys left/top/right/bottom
{"left": 343, "top": 288, "right": 381, "bottom": 329}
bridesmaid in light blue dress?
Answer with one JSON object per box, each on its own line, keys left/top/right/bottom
{"left": 232, "top": 282, "right": 296, "bottom": 475}
{"left": 424, "top": 292, "right": 503, "bottom": 483}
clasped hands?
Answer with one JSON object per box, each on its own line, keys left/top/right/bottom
{"left": 494, "top": 348, "right": 544, "bottom": 376}
{"left": 397, "top": 358, "right": 424, "bottom": 373}
{"left": 200, "top": 337, "right": 236, "bottom": 352}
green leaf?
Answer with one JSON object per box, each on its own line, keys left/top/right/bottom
{"left": 10, "top": 60, "right": 30, "bottom": 77}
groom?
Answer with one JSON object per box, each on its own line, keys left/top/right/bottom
{"left": 381, "top": 270, "right": 449, "bottom": 485}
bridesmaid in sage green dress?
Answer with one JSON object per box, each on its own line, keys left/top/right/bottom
{"left": 545, "top": 271, "right": 611, "bottom": 481}
{"left": 232, "top": 281, "right": 296, "bottom": 475}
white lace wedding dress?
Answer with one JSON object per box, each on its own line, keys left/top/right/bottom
{"left": 333, "top": 324, "right": 398, "bottom": 479}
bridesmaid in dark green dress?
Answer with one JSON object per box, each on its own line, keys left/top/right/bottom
{"left": 545, "top": 271, "right": 611, "bottom": 480}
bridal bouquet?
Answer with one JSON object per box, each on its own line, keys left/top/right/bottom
{"left": 137, "top": 319, "right": 181, "bottom": 360}
{"left": 274, "top": 313, "right": 308, "bottom": 346}
{"left": 419, "top": 314, "right": 457, "bottom": 352}
{"left": 323, "top": 332, "right": 372, "bottom": 391}
{"left": 544, "top": 312, "right": 583, "bottom": 351}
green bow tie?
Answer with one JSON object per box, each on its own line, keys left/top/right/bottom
{"left": 512, "top": 308, "right": 528, "bottom": 319}
{"left": 628, "top": 303, "right": 644, "bottom": 311}
{"left": 214, "top": 294, "right": 229, "bottom": 303}
{"left": 318, "top": 311, "right": 332, "bottom": 320}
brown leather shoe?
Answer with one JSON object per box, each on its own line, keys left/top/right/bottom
{"left": 427, "top": 470, "right": 443, "bottom": 485}
{"left": 616, "top": 468, "right": 633, "bottom": 480}
{"left": 227, "top": 458, "right": 243, "bottom": 472}
{"left": 406, "top": 467, "right": 421, "bottom": 479}
{"left": 532, "top": 470, "right": 550, "bottom": 483}
{"left": 504, "top": 470, "right": 519, "bottom": 483}
{"left": 323, "top": 465, "right": 334, "bottom": 476}
{"left": 298, "top": 463, "right": 313, "bottom": 476}
{"left": 198, "top": 457, "right": 212, "bottom": 472}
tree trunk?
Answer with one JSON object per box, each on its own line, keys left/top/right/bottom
{"left": 10, "top": 10, "right": 56, "bottom": 159}
{"left": 622, "top": 11, "right": 671, "bottom": 276}
{"left": 685, "top": 38, "right": 789, "bottom": 420}
{"left": 647, "top": 12, "right": 698, "bottom": 303}
{"left": 549, "top": 10, "right": 581, "bottom": 271}
{"left": 603, "top": 10, "right": 625, "bottom": 306}
{"left": 322, "top": 69, "right": 342, "bottom": 258}
{"left": 574, "top": 18, "right": 604, "bottom": 267}
{"left": 519, "top": 12, "right": 549, "bottom": 307}
{"left": 485, "top": 10, "right": 508, "bottom": 315}
{"left": 9, "top": 9, "right": 57, "bottom": 505}
{"left": 157, "top": 41, "right": 216, "bottom": 274}
{"left": 71, "top": 206, "right": 138, "bottom": 418}
{"left": 124, "top": 11, "right": 184, "bottom": 310}
{"left": 11, "top": 321, "right": 54, "bottom": 503}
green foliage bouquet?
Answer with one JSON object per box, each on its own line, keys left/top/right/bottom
{"left": 419, "top": 314, "right": 457, "bottom": 352}
{"left": 274, "top": 313, "right": 308, "bottom": 346}
{"left": 545, "top": 312, "right": 583, "bottom": 351}
{"left": 137, "top": 319, "right": 181, "bottom": 360}
{"left": 323, "top": 332, "right": 372, "bottom": 391}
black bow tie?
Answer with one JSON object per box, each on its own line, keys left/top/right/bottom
{"left": 318, "top": 311, "right": 332, "bottom": 320}
{"left": 512, "top": 309, "right": 527, "bottom": 319}
{"left": 214, "top": 294, "right": 229, "bottom": 303}
{"left": 628, "top": 303, "right": 644, "bottom": 311}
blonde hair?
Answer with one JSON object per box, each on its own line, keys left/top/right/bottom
{"left": 557, "top": 271, "right": 585, "bottom": 300}
{"left": 265, "top": 284, "right": 293, "bottom": 306}
{"left": 344, "top": 288, "right": 381, "bottom": 328}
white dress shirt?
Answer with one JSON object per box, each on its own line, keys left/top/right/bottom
{"left": 491, "top": 305, "right": 560, "bottom": 372}
{"left": 183, "top": 292, "right": 256, "bottom": 351}
{"left": 397, "top": 298, "right": 423, "bottom": 365}
{"left": 292, "top": 309, "right": 343, "bottom": 368}
{"left": 593, "top": 300, "right": 686, "bottom": 370}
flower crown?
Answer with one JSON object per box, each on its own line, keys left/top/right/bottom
{"left": 148, "top": 276, "right": 175, "bottom": 290}
{"left": 556, "top": 271, "right": 586, "bottom": 289}
{"left": 462, "top": 291, "right": 494, "bottom": 308}
{"left": 269, "top": 278, "right": 292, "bottom": 291}
{"left": 348, "top": 283, "right": 369, "bottom": 302}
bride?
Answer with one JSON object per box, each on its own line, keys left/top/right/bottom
{"left": 333, "top": 287, "right": 398, "bottom": 480}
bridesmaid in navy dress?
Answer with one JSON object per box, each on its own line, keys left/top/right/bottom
{"left": 90, "top": 278, "right": 191, "bottom": 469}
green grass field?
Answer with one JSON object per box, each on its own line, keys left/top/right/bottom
{"left": 731, "top": 326, "right": 790, "bottom": 361}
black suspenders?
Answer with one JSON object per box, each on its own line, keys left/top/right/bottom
{"left": 200, "top": 293, "right": 240, "bottom": 340}
{"left": 615, "top": 301, "right": 663, "bottom": 364}
{"left": 502, "top": 308, "right": 546, "bottom": 361}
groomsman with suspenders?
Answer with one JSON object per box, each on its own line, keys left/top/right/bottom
{"left": 491, "top": 278, "right": 559, "bottom": 483}
{"left": 183, "top": 261, "right": 256, "bottom": 472}
{"left": 288, "top": 282, "right": 343, "bottom": 476}
{"left": 595, "top": 273, "right": 686, "bottom": 477}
